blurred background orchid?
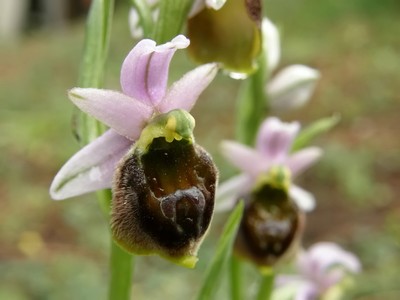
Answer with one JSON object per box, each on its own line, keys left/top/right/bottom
{"left": 1, "top": 0, "right": 399, "bottom": 299}
{"left": 273, "top": 242, "right": 361, "bottom": 300}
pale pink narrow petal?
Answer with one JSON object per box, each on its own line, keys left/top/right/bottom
{"left": 287, "top": 147, "right": 323, "bottom": 177}
{"left": 50, "top": 130, "right": 132, "bottom": 200}
{"left": 256, "top": 117, "right": 300, "bottom": 164}
{"left": 120, "top": 36, "right": 189, "bottom": 106}
{"left": 159, "top": 63, "right": 218, "bottom": 113}
{"left": 120, "top": 39, "right": 156, "bottom": 101}
{"left": 289, "top": 185, "right": 316, "bottom": 212}
{"left": 68, "top": 88, "right": 153, "bottom": 141}
{"left": 215, "top": 174, "right": 253, "bottom": 212}
{"left": 188, "top": 0, "right": 206, "bottom": 17}
{"left": 221, "top": 140, "right": 270, "bottom": 177}
{"left": 274, "top": 277, "right": 318, "bottom": 300}
{"left": 294, "top": 281, "right": 319, "bottom": 300}
{"left": 303, "top": 243, "right": 362, "bottom": 276}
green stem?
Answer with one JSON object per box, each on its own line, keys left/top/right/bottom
{"left": 130, "top": 0, "right": 154, "bottom": 38}
{"left": 76, "top": 0, "right": 135, "bottom": 299}
{"left": 152, "top": 0, "right": 193, "bottom": 43}
{"left": 256, "top": 270, "right": 275, "bottom": 300}
{"left": 230, "top": 255, "right": 243, "bottom": 300}
{"left": 108, "top": 242, "right": 135, "bottom": 300}
{"left": 235, "top": 53, "right": 268, "bottom": 145}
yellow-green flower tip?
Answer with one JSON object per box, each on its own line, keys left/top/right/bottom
{"left": 254, "top": 165, "right": 291, "bottom": 193}
{"left": 165, "top": 254, "right": 199, "bottom": 269}
{"left": 136, "top": 109, "right": 195, "bottom": 153}
{"left": 259, "top": 265, "right": 274, "bottom": 276}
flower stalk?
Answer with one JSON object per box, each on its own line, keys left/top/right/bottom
{"left": 74, "top": 0, "right": 134, "bottom": 299}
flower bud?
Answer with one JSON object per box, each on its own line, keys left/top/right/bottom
{"left": 111, "top": 109, "right": 217, "bottom": 268}
{"left": 234, "top": 166, "right": 304, "bottom": 268}
{"left": 268, "top": 65, "right": 320, "bottom": 112}
{"left": 187, "top": 0, "right": 262, "bottom": 77}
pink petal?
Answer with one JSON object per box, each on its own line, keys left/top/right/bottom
{"left": 120, "top": 36, "right": 190, "bottom": 106}
{"left": 50, "top": 130, "right": 132, "bottom": 200}
{"left": 158, "top": 63, "right": 218, "bottom": 113}
{"left": 287, "top": 147, "right": 323, "bottom": 177}
{"left": 68, "top": 88, "right": 153, "bottom": 141}
{"left": 215, "top": 174, "right": 253, "bottom": 212}
{"left": 221, "top": 140, "right": 269, "bottom": 177}
{"left": 298, "top": 242, "right": 361, "bottom": 289}
{"left": 294, "top": 281, "right": 319, "bottom": 300}
{"left": 275, "top": 276, "right": 319, "bottom": 300}
{"left": 256, "top": 117, "right": 300, "bottom": 164}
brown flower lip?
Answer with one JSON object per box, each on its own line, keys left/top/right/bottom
{"left": 234, "top": 183, "right": 305, "bottom": 267}
{"left": 111, "top": 136, "right": 217, "bottom": 267}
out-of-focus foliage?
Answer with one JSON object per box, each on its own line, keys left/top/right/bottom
{"left": 1, "top": 0, "right": 399, "bottom": 298}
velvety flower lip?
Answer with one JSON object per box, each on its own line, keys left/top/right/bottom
{"left": 50, "top": 35, "right": 218, "bottom": 200}
{"left": 274, "top": 242, "right": 361, "bottom": 300}
{"left": 216, "top": 117, "right": 322, "bottom": 212}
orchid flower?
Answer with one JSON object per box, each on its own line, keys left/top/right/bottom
{"left": 50, "top": 35, "right": 218, "bottom": 201}
{"left": 273, "top": 242, "right": 361, "bottom": 300}
{"left": 262, "top": 17, "right": 320, "bottom": 112}
{"left": 216, "top": 117, "right": 322, "bottom": 212}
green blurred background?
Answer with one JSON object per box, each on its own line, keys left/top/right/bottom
{"left": 1, "top": 0, "right": 399, "bottom": 299}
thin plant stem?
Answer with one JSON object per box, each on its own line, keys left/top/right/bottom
{"left": 230, "top": 255, "right": 243, "bottom": 300}
{"left": 108, "top": 241, "right": 135, "bottom": 300}
{"left": 76, "top": 0, "right": 135, "bottom": 298}
{"left": 256, "top": 270, "right": 275, "bottom": 300}
{"left": 235, "top": 52, "right": 268, "bottom": 146}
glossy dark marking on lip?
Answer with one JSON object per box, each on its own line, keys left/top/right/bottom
{"left": 111, "top": 138, "right": 217, "bottom": 259}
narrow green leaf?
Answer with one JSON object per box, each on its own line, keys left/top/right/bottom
{"left": 78, "top": 0, "right": 114, "bottom": 88}
{"left": 76, "top": 0, "right": 115, "bottom": 145}
{"left": 108, "top": 241, "right": 134, "bottom": 300}
{"left": 230, "top": 255, "right": 243, "bottom": 300}
{"left": 255, "top": 269, "right": 275, "bottom": 300}
{"left": 292, "top": 114, "right": 340, "bottom": 151}
{"left": 196, "top": 201, "right": 244, "bottom": 300}
{"left": 152, "top": 0, "right": 193, "bottom": 43}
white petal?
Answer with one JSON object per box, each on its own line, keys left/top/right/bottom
{"left": 128, "top": 8, "right": 144, "bottom": 39}
{"left": 215, "top": 174, "right": 253, "bottom": 212}
{"left": 220, "top": 140, "right": 269, "bottom": 177}
{"left": 159, "top": 63, "right": 218, "bottom": 113}
{"left": 268, "top": 65, "right": 320, "bottom": 112}
{"left": 289, "top": 185, "right": 316, "bottom": 212}
{"left": 68, "top": 88, "right": 153, "bottom": 141}
{"left": 206, "top": 0, "right": 227, "bottom": 10}
{"left": 262, "top": 17, "right": 281, "bottom": 73}
{"left": 50, "top": 130, "right": 132, "bottom": 200}
{"left": 287, "top": 147, "right": 323, "bottom": 177}
{"left": 188, "top": 0, "right": 206, "bottom": 17}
